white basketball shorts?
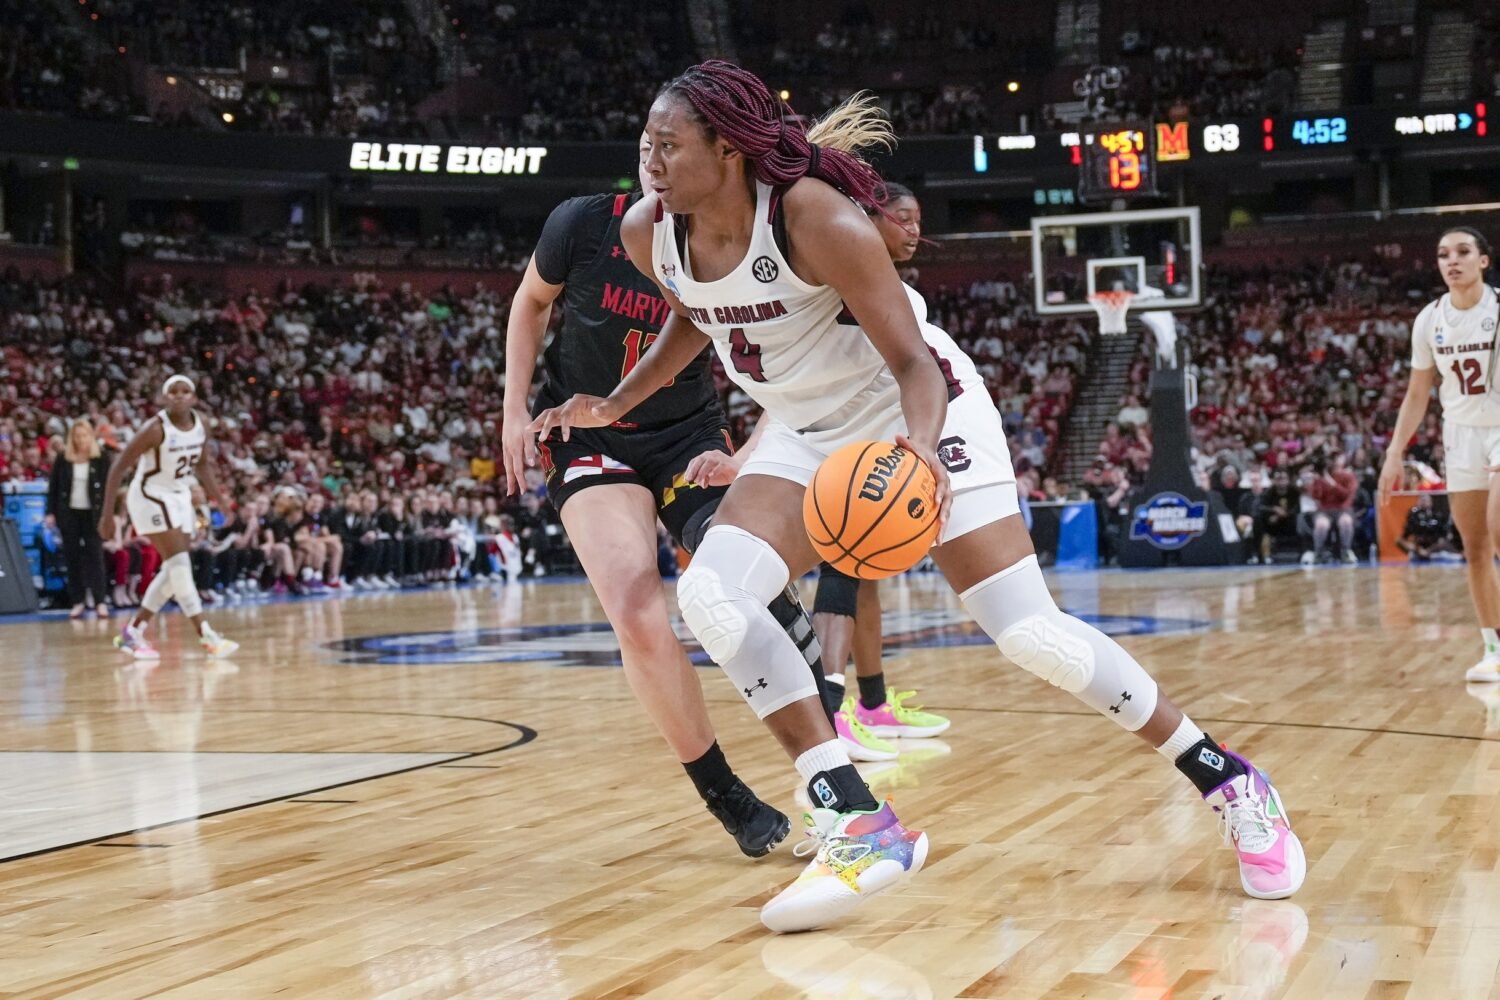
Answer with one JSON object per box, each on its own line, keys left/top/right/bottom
{"left": 126, "top": 481, "right": 194, "bottom": 536}
{"left": 739, "top": 371, "right": 1019, "bottom": 545}
{"left": 1443, "top": 420, "right": 1500, "bottom": 493}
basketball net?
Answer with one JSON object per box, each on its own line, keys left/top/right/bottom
{"left": 1087, "top": 290, "right": 1134, "bottom": 336}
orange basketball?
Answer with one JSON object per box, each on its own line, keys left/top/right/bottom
{"left": 803, "top": 440, "right": 939, "bottom": 580}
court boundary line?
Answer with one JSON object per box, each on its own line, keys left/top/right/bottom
{"left": 0, "top": 712, "right": 536, "bottom": 866}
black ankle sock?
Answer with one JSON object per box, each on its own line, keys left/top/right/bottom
{"left": 1174, "top": 735, "right": 1248, "bottom": 795}
{"left": 858, "top": 672, "right": 887, "bottom": 710}
{"left": 683, "top": 741, "right": 736, "bottom": 800}
{"left": 806, "top": 764, "right": 879, "bottom": 813}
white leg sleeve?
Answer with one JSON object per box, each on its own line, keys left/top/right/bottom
{"left": 140, "top": 563, "right": 175, "bottom": 613}
{"left": 164, "top": 551, "right": 202, "bottom": 617}
{"left": 960, "top": 555, "right": 1159, "bottom": 731}
{"left": 677, "top": 524, "right": 819, "bottom": 719}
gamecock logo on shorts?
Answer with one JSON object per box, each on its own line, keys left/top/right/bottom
{"left": 937, "top": 436, "right": 971, "bottom": 473}
{"left": 751, "top": 256, "right": 779, "bottom": 283}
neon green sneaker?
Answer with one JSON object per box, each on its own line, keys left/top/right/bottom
{"left": 834, "top": 696, "right": 898, "bottom": 761}
{"left": 854, "top": 689, "right": 951, "bottom": 738}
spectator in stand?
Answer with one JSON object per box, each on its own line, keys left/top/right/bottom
{"left": 1251, "top": 467, "right": 1303, "bottom": 564}
{"left": 1304, "top": 452, "right": 1360, "bottom": 565}
{"left": 44, "top": 418, "right": 112, "bottom": 618}
{"left": 1210, "top": 464, "right": 1256, "bottom": 544}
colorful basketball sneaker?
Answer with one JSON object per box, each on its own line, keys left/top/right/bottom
{"left": 113, "top": 623, "right": 159, "bottom": 660}
{"left": 854, "top": 689, "right": 951, "bottom": 738}
{"left": 1206, "top": 750, "right": 1306, "bottom": 900}
{"left": 704, "top": 778, "right": 791, "bottom": 858}
{"left": 1464, "top": 655, "right": 1500, "bottom": 683}
{"left": 198, "top": 624, "right": 239, "bottom": 658}
{"left": 834, "top": 697, "right": 898, "bottom": 762}
{"left": 760, "top": 801, "right": 927, "bottom": 933}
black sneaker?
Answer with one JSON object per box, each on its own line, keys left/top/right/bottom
{"left": 704, "top": 779, "right": 791, "bottom": 858}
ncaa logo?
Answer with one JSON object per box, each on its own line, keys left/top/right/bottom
{"left": 812, "top": 778, "right": 837, "bottom": 807}
{"left": 1435, "top": 331, "right": 1445, "bottom": 345}
{"left": 751, "top": 255, "right": 779, "bottom": 283}
{"left": 1198, "top": 747, "right": 1224, "bottom": 771}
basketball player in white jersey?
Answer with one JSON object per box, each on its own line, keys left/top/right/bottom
{"left": 1380, "top": 226, "right": 1500, "bottom": 681}
{"left": 531, "top": 61, "right": 1304, "bottom": 932}
{"left": 98, "top": 375, "right": 239, "bottom": 659}
{"left": 685, "top": 182, "right": 953, "bottom": 762}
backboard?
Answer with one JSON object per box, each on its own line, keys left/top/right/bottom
{"left": 1030, "top": 206, "right": 1201, "bottom": 316}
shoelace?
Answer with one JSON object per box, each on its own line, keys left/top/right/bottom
{"left": 1217, "top": 786, "right": 1275, "bottom": 852}
{"left": 791, "top": 814, "right": 872, "bottom": 870}
{"left": 889, "top": 690, "right": 926, "bottom": 718}
{"left": 839, "top": 702, "right": 882, "bottom": 742}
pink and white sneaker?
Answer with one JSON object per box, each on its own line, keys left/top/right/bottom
{"left": 1206, "top": 749, "right": 1306, "bottom": 900}
{"left": 113, "top": 623, "right": 160, "bottom": 661}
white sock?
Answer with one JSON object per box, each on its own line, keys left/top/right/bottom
{"left": 1483, "top": 628, "right": 1499, "bottom": 656}
{"left": 794, "top": 739, "right": 851, "bottom": 783}
{"left": 1155, "top": 714, "right": 1203, "bottom": 761}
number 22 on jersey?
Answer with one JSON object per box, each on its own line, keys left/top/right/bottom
{"left": 620, "top": 329, "right": 676, "bottom": 387}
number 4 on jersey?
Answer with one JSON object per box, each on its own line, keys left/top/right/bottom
{"left": 729, "top": 327, "right": 766, "bottom": 382}
{"left": 620, "top": 329, "right": 676, "bottom": 387}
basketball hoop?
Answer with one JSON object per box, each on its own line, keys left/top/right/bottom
{"left": 1088, "top": 290, "right": 1134, "bottom": 335}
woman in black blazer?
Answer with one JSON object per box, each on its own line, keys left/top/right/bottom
{"left": 46, "top": 419, "right": 113, "bottom": 618}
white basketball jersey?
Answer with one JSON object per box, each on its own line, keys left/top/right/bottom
{"left": 132, "top": 409, "right": 206, "bottom": 494}
{"left": 1411, "top": 285, "right": 1500, "bottom": 427}
{"left": 652, "top": 183, "right": 985, "bottom": 428}
{"left": 653, "top": 182, "right": 888, "bottom": 429}
{"left": 904, "top": 282, "right": 982, "bottom": 392}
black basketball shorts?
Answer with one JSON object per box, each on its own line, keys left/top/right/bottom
{"left": 538, "top": 406, "right": 733, "bottom": 545}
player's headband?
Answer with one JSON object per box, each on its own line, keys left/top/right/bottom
{"left": 162, "top": 374, "right": 194, "bottom": 395}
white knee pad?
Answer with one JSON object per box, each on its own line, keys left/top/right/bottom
{"left": 678, "top": 563, "right": 745, "bottom": 663}
{"left": 998, "top": 612, "right": 1096, "bottom": 692}
{"left": 961, "top": 555, "right": 1158, "bottom": 731}
{"left": 140, "top": 566, "right": 174, "bottom": 614}
{"left": 678, "top": 524, "right": 816, "bottom": 718}
{"left": 165, "top": 552, "right": 202, "bottom": 617}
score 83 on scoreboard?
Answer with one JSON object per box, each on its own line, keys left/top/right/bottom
{"left": 1079, "top": 125, "right": 1158, "bottom": 201}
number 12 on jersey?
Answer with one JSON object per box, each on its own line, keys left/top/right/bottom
{"left": 1451, "top": 358, "right": 1485, "bottom": 396}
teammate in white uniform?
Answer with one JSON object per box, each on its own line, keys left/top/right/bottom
{"left": 532, "top": 61, "right": 1304, "bottom": 931}
{"left": 1380, "top": 227, "right": 1500, "bottom": 681}
{"left": 99, "top": 375, "right": 238, "bottom": 659}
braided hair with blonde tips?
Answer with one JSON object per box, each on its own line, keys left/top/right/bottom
{"left": 656, "top": 60, "right": 894, "bottom": 212}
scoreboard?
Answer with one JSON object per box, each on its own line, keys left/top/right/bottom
{"left": 964, "top": 101, "right": 1496, "bottom": 199}
{"left": 1079, "top": 126, "right": 1157, "bottom": 201}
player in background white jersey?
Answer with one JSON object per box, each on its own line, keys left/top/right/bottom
{"left": 1380, "top": 227, "right": 1500, "bottom": 681}
{"left": 99, "top": 375, "right": 239, "bottom": 659}
{"left": 531, "top": 61, "right": 1303, "bottom": 932}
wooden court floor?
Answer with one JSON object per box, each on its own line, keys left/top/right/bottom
{"left": 4, "top": 564, "right": 1500, "bottom": 999}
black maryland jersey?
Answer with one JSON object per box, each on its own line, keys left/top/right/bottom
{"left": 532, "top": 193, "right": 717, "bottom": 427}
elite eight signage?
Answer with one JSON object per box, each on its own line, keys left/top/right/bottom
{"left": 348, "top": 142, "right": 548, "bottom": 175}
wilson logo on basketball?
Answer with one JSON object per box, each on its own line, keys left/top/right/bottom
{"left": 857, "top": 449, "right": 907, "bottom": 502}
{"left": 907, "top": 497, "right": 926, "bottom": 519}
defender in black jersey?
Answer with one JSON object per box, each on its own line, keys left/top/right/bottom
{"left": 502, "top": 142, "right": 803, "bottom": 859}
{"left": 527, "top": 189, "right": 734, "bottom": 541}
